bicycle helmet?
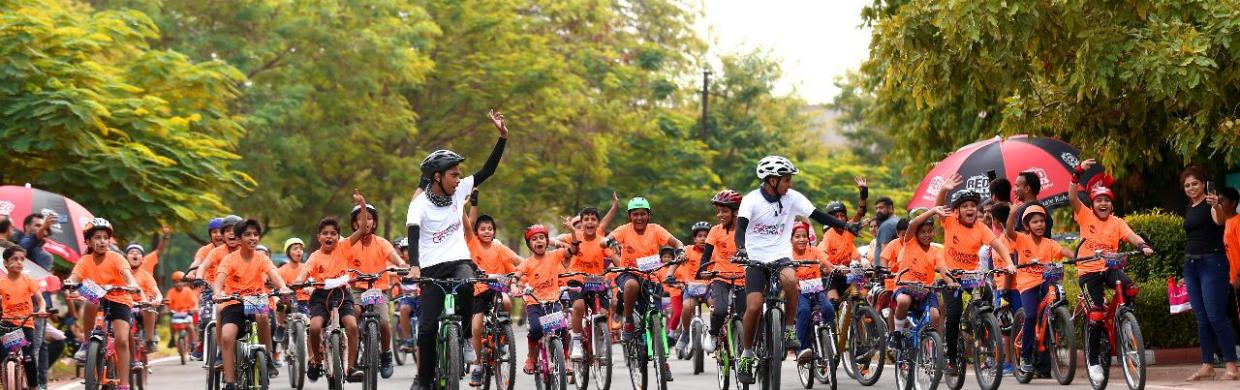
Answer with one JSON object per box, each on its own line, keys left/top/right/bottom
{"left": 791, "top": 221, "right": 811, "bottom": 235}
{"left": 1089, "top": 186, "right": 1115, "bottom": 202}
{"left": 395, "top": 237, "right": 409, "bottom": 249}
{"left": 659, "top": 246, "right": 676, "bottom": 258}
{"left": 124, "top": 243, "right": 145, "bottom": 255}
{"left": 908, "top": 208, "right": 935, "bottom": 228}
{"left": 691, "top": 221, "right": 711, "bottom": 234}
{"left": 710, "top": 189, "right": 742, "bottom": 209}
{"left": 350, "top": 203, "right": 379, "bottom": 223}
{"left": 420, "top": 150, "right": 466, "bottom": 177}
{"left": 283, "top": 237, "right": 305, "bottom": 254}
{"left": 525, "top": 224, "right": 549, "bottom": 242}
{"left": 171, "top": 271, "right": 185, "bottom": 282}
{"left": 627, "top": 197, "right": 651, "bottom": 212}
{"left": 755, "top": 156, "right": 799, "bottom": 180}
{"left": 256, "top": 245, "right": 270, "bottom": 255}
{"left": 82, "top": 218, "right": 114, "bottom": 239}
{"left": 949, "top": 190, "right": 982, "bottom": 208}
{"left": 207, "top": 217, "right": 224, "bottom": 232}
{"left": 825, "top": 201, "right": 847, "bottom": 215}
{"left": 220, "top": 215, "right": 243, "bottom": 229}
{"left": 1021, "top": 204, "right": 1048, "bottom": 226}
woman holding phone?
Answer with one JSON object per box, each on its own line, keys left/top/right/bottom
{"left": 1184, "top": 165, "right": 1239, "bottom": 380}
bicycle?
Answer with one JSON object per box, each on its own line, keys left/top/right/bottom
{"left": 186, "top": 276, "right": 222, "bottom": 390}
{"left": 170, "top": 311, "right": 194, "bottom": 366}
{"left": 288, "top": 280, "right": 348, "bottom": 390}
{"left": 405, "top": 275, "right": 497, "bottom": 390}
{"left": 941, "top": 269, "right": 1007, "bottom": 390}
{"left": 521, "top": 286, "right": 572, "bottom": 390}
{"left": 349, "top": 267, "right": 409, "bottom": 390}
{"left": 678, "top": 280, "right": 709, "bottom": 376}
{"left": 696, "top": 270, "right": 745, "bottom": 390}
{"left": 216, "top": 292, "right": 286, "bottom": 390}
{"left": 64, "top": 282, "right": 141, "bottom": 390}
{"left": 1070, "top": 250, "right": 1146, "bottom": 390}
{"left": 1011, "top": 255, "right": 1092, "bottom": 385}
{"left": 832, "top": 265, "right": 888, "bottom": 387}
{"left": 734, "top": 258, "right": 816, "bottom": 390}
{"left": 797, "top": 268, "right": 849, "bottom": 390}
{"left": 476, "top": 273, "right": 517, "bottom": 390}
{"left": 892, "top": 280, "right": 949, "bottom": 390}
{"left": 391, "top": 278, "right": 419, "bottom": 367}
{"left": 129, "top": 301, "right": 156, "bottom": 390}
{"left": 605, "top": 259, "right": 682, "bottom": 390}
{"left": 557, "top": 272, "right": 612, "bottom": 390}
{"left": 0, "top": 313, "right": 52, "bottom": 390}
{"left": 276, "top": 295, "right": 308, "bottom": 390}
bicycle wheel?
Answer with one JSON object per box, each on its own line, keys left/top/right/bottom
{"left": 943, "top": 333, "right": 964, "bottom": 390}
{"left": 83, "top": 340, "right": 103, "bottom": 390}
{"left": 817, "top": 325, "right": 837, "bottom": 390}
{"left": 178, "top": 330, "right": 188, "bottom": 365}
{"left": 1010, "top": 309, "right": 1032, "bottom": 384}
{"left": 715, "top": 333, "right": 731, "bottom": 390}
{"left": 391, "top": 318, "right": 406, "bottom": 366}
{"left": 132, "top": 350, "right": 147, "bottom": 390}
{"left": 894, "top": 335, "right": 913, "bottom": 390}
{"left": 763, "top": 309, "right": 783, "bottom": 390}
{"left": 835, "top": 301, "right": 856, "bottom": 381}
{"left": 798, "top": 326, "right": 816, "bottom": 389}
{"left": 327, "top": 331, "right": 345, "bottom": 390}
{"left": 288, "top": 320, "right": 306, "bottom": 390}
{"left": 849, "top": 306, "right": 886, "bottom": 386}
{"left": 972, "top": 314, "right": 1003, "bottom": 390}
{"left": 914, "top": 330, "right": 944, "bottom": 390}
{"left": 441, "top": 323, "right": 464, "bottom": 390}
{"left": 692, "top": 320, "right": 705, "bottom": 375}
{"left": 254, "top": 349, "right": 271, "bottom": 390}
{"left": 205, "top": 322, "right": 220, "bottom": 390}
{"left": 363, "top": 321, "right": 380, "bottom": 390}
{"left": 550, "top": 338, "right": 569, "bottom": 390}
{"left": 1050, "top": 306, "right": 1076, "bottom": 385}
{"left": 730, "top": 319, "right": 747, "bottom": 390}
{"left": 1117, "top": 311, "right": 1146, "bottom": 390}
{"left": 4, "top": 358, "right": 22, "bottom": 390}
{"left": 498, "top": 324, "right": 518, "bottom": 390}
{"left": 650, "top": 317, "right": 670, "bottom": 390}
{"left": 590, "top": 316, "right": 612, "bottom": 390}
{"left": 1084, "top": 320, "right": 1109, "bottom": 390}
{"left": 624, "top": 339, "right": 647, "bottom": 390}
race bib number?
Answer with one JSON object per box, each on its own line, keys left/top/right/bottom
{"left": 636, "top": 255, "right": 662, "bottom": 272}
{"left": 243, "top": 295, "right": 270, "bottom": 315}
{"left": 583, "top": 276, "right": 608, "bottom": 293}
{"left": 79, "top": 280, "right": 106, "bottom": 304}
{"left": 959, "top": 273, "right": 984, "bottom": 289}
{"left": 799, "top": 279, "right": 825, "bottom": 294}
{"left": 1, "top": 330, "right": 26, "bottom": 352}
{"left": 539, "top": 310, "right": 568, "bottom": 333}
{"left": 323, "top": 275, "right": 350, "bottom": 290}
{"left": 360, "top": 289, "right": 386, "bottom": 306}
{"left": 685, "top": 282, "right": 709, "bottom": 298}
{"left": 171, "top": 314, "right": 192, "bottom": 325}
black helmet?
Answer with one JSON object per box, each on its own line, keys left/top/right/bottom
{"left": 420, "top": 150, "right": 465, "bottom": 177}
{"left": 220, "top": 215, "right": 244, "bottom": 229}
{"left": 691, "top": 221, "right": 711, "bottom": 234}
{"left": 825, "top": 201, "right": 847, "bottom": 215}
{"left": 949, "top": 190, "right": 982, "bottom": 208}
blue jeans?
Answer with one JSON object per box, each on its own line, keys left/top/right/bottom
{"left": 1018, "top": 284, "right": 1048, "bottom": 362}
{"left": 1184, "top": 253, "right": 1237, "bottom": 363}
{"left": 1000, "top": 289, "right": 1022, "bottom": 313}
{"left": 795, "top": 291, "right": 834, "bottom": 351}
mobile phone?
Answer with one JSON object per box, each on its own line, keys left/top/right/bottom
{"left": 1206, "top": 181, "right": 1215, "bottom": 194}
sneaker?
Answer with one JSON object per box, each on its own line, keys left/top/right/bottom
{"left": 797, "top": 348, "right": 813, "bottom": 363}
{"left": 1020, "top": 358, "right": 1033, "bottom": 374}
{"left": 675, "top": 333, "right": 690, "bottom": 356}
{"left": 1002, "top": 362, "right": 1014, "bottom": 375}
{"left": 131, "top": 360, "right": 144, "bottom": 370}
{"left": 661, "top": 362, "right": 673, "bottom": 382}
{"left": 737, "top": 352, "right": 757, "bottom": 384}
{"left": 784, "top": 328, "right": 800, "bottom": 350}
{"left": 570, "top": 337, "right": 584, "bottom": 360}
{"left": 380, "top": 351, "right": 395, "bottom": 379}
{"left": 621, "top": 323, "right": 637, "bottom": 342}
{"left": 191, "top": 350, "right": 203, "bottom": 361}
{"left": 469, "top": 366, "right": 484, "bottom": 387}
{"left": 945, "top": 358, "right": 959, "bottom": 374}
{"left": 346, "top": 368, "right": 364, "bottom": 382}
{"left": 268, "top": 359, "right": 280, "bottom": 378}
{"left": 73, "top": 345, "right": 88, "bottom": 362}
{"left": 463, "top": 343, "right": 477, "bottom": 363}
{"left": 145, "top": 339, "right": 157, "bottom": 352}
{"left": 307, "top": 363, "right": 323, "bottom": 382}
{"left": 703, "top": 335, "right": 716, "bottom": 353}
{"left": 1088, "top": 364, "right": 1104, "bottom": 383}
{"left": 274, "top": 327, "right": 286, "bottom": 344}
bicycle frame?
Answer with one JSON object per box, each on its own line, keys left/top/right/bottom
{"left": 409, "top": 276, "right": 495, "bottom": 390}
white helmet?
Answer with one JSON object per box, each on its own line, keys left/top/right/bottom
{"left": 756, "top": 156, "right": 799, "bottom": 180}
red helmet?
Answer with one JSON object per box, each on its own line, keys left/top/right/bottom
{"left": 524, "top": 224, "right": 549, "bottom": 241}
{"left": 791, "top": 221, "right": 811, "bottom": 235}
{"left": 1089, "top": 186, "right": 1115, "bottom": 202}
{"left": 711, "top": 189, "right": 742, "bottom": 209}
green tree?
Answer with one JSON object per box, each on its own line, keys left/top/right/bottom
{"left": 0, "top": 0, "right": 252, "bottom": 238}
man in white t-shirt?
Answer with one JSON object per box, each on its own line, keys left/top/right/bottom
{"left": 405, "top": 110, "right": 509, "bottom": 390}
{"left": 733, "top": 155, "right": 860, "bottom": 385}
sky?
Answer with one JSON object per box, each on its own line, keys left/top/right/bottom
{"left": 698, "top": 0, "right": 873, "bottom": 105}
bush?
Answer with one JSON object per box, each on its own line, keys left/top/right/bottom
{"left": 1058, "top": 273, "right": 1199, "bottom": 349}
{"left": 1121, "top": 209, "right": 1185, "bottom": 282}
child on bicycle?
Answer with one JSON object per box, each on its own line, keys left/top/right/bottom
{"left": 516, "top": 225, "right": 577, "bottom": 375}
{"left": 564, "top": 207, "right": 614, "bottom": 361}
{"left": 791, "top": 221, "right": 837, "bottom": 362}
{"left": 670, "top": 221, "right": 710, "bottom": 355}
{"left": 124, "top": 243, "right": 163, "bottom": 353}
{"left": 1, "top": 247, "right": 47, "bottom": 388}
{"left": 275, "top": 238, "right": 308, "bottom": 347}
{"left": 1004, "top": 204, "right": 1074, "bottom": 373}
{"left": 66, "top": 218, "right": 141, "bottom": 390}
{"left": 213, "top": 219, "right": 292, "bottom": 390}
{"left": 294, "top": 214, "right": 368, "bottom": 383}
{"left": 1067, "top": 159, "right": 1154, "bottom": 382}
{"left": 877, "top": 218, "right": 909, "bottom": 326}
{"left": 463, "top": 193, "right": 522, "bottom": 386}
{"left": 891, "top": 208, "right": 952, "bottom": 343}
{"left": 166, "top": 271, "right": 199, "bottom": 356}
{"left": 604, "top": 197, "right": 683, "bottom": 345}
{"left": 819, "top": 197, "right": 866, "bottom": 309}
{"left": 700, "top": 189, "right": 744, "bottom": 354}
{"left": 346, "top": 199, "right": 408, "bottom": 380}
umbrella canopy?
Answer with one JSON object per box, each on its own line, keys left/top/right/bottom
{"left": 908, "top": 135, "right": 1103, "bottom": 210}
{"left": 0, "top": 260, "right": 62, "bottom": 293}
{"left": 0, "top": 185, "right": 96, "bottom": 263}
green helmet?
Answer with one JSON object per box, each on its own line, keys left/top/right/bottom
{"left": 627, "top": 197, "right": 651, "bottom": 212}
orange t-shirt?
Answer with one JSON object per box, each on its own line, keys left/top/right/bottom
{"left": 304, "top": 240, "right": 353, "bottom": 284}
{"left": 349, "top": 236, "right": 396, "bottom": 290}
{"left": 881, "top": 238, "right": 905, "bottom": 291}
{"left": 140, "top": 250, "right": 160, "bottom": 274}
{"left": 277, "top": 262, "right": 310, "bottom": 301}
{"left": 819, "top": 229, "right": 860, "bottom": 266}
{"left": 468, "top": 237, "right": 518, "bottom": 295}
{"left": 990, "top": 234, "right": 1012, "bottom": 289}
{"left": 1011, "top": 233, "right": 1066, "bottom": 292}
{"left": 793, "top": 246, "right": 830, "bottom": 280}
{"left": 518, "top": 249, "right": 569, "bottom": 303}
{"left": 216, "top": 251, "right": 276, "bottom": 308}
{"left": 896, "top": 241, "right": 944, "bottom": 285}
{"left": 201, "top": 244, "right": 238, "bottom": 285}
{"left": 567, "top": 231, "right": 611, "bottom": 279}
{"left": 133, "top": 269, "right": 160, "bottom": 302}
{"left": 166, "top": 286, "right": 199, "bottom": 313}
{"left": 1073, "top": 207, "right": 1135, "bottom": 275}
{"left": 609, "top": 223, "right": 672, "bottom": 273}
{"left": 1225, "top": 215, "right": 1240, "bottom": 284}
{"left": 941, "top": 214, "right": 995, "bottom": 271}
{"left": 0, "top": 274, "right": 39, "bottom": 327}
{"left": 72, "top": 251, "right": 133, "bottom": 306}
{"left": 194, "top": 244, "right": 215, "bottom": 263}
{"left": 674, "top": 245, "right": 706, "bottom": 282}
{"left": 705, "top": 224, "right": 745, "bottom": 285}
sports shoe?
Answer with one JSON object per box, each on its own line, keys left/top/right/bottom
{"left": 570, "top": 336, "right": 584, "bottom": 360}
{"left": 463, "top": 343, "right": 477, "bottom": 363}
{"left": 469, "top": 366, "right": 484, "bottom": 387}
{"left": 737, "top": 351, "right": 757, "bottom": 384}
{"left": 702, "top": 335, "right": 716, "bottom": 353}
{"left": 307, "top": 363, "right": 323, "bottom": 382}
{"left": 1088, "top": 364, "right": 1104, "bottom": 383}
{"left": 380, "top": 351, "right": 395, "bottom": 379}
{"left": 675, "top": 333, "right": 690, "bottom": 356}
{"left": 621, "top": 323, "right": 637, "bottom": 342}
{"left": 274, "top": 326, "right": 286, "bottom": 344}
{"left": 797, "top": 348, "right": 813, "bottom": 363}
{"left": 1002, "top": 362, "right": 1014, "bottom": 375}
{"left": 346, "top": 368, "right": 364, "bottom": 383}
{"left": 784, "top": 328, "right": 800, "bottom": 350}
{"left": 145, "top": 339, "right": 157, "bottom": 352}
{"left": 74, "top": 345, "right": 88, "bottom": 362}
{"left": 661, "top": 362, "right": 673, "bottom": 382}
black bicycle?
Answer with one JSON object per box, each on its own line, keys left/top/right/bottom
{"left": 734, "top": 258, "right": 816, "bottom": 390}
{"left": 405, "top": 275, "right": 498, "bottom": 390}
{"left": 350, "top": 268, "right": 409, "bottom": 390}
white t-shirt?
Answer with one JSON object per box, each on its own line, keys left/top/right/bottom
{"left": 405, "top": 176, "right": 475, "bottom": 269}
{"left": 737, "top": 188, "right": 816, "bottom": 263}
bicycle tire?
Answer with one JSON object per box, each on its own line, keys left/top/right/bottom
{"left": 590, "top": 316, "right": 612, "bottom": 390}
{"left": 850, "top": 305, "right": 887, "bottom": 386}
{"left": 692, "top": 320, "right": 705, "bottom": 374}
{"left": 813, "top": 326, "right": 829, "bottom": 385}
{"left": 763, "top": 308, "right": 782, "bottom": 390}
{"left": 205, "top": 322, "right": 220, "bottom": 390}
{"left": 1010, "top": 309, "right": 1032, "bottom": 384}
{"left": 914, "top": 330, "right": 944, "bottom": 390}
{"left": 363, "top": 321, "right": 380, "bottom": 390}
{"left": 327, "top": 331, "right": 345, "bottom": 390}
{"left": 288, "top": 320, "right": 307, "bottom": 390}
{"left": 650, "top": 317, "right": 669, "bottom": 390}
{"left": 798, "top": 329, "right": 815, "bottom": 390}
{"left": 255, "top": 349, "right": 271, "bottom": 390}
{"left": 1050, "top": 306, "right": 1076, "bottom": 385}
{"left": 943, "top": 333, "right": 964, "bottom": 390}
{"left": 4, "top": 359, "right": 21, "bottom": 390}
{"left": 836, "top": 301, "right": 857, "bottom": 381}
{"left": 178, "top": 330, "right": 188, "bottom": 365}
{"left": 1118, "top": 311, "right": 1146, "bottom": 390}
{"left": 499, "top": 324, "right": 518, "bottom": 390}
{"left": 391, "top": 318, "right": 406, "bottom": 367}
{"left": 550, "top": 338, "right": 569, "bottom": 390}
{"left": 894, "top": 334, "right": 913, "bottom": 390}
{"left": 730, "top": 319, "right": 747, "bottom": 390}
{"left": 823, "top": 325, "right": 838, "bottom": 390}
{"left": 624, "top": 338, "right": 647, "bottom": 390}
{"left": 715, "top": 333, "right": 731, "bottom": 390}
{"left": 84, "top": 340, "right": 103, "bottom": 390}
{"left": 973, "top": 313, "right": 1003, "bottom": 390}
{"left": 443, "top": 324, "right": 463, "bottom": 390}
{"left": 1084, "top": 318, "right": 1109, "bottom": 390}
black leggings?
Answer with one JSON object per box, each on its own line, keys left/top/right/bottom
{"left": 708, "top": 281, "right": 745, "bottom": 337}
{"left": 1078, "top": 270, "right": 1135, "bottom": 365}
{"left": 416, "top": 260, "right": 477, "bottom": 382}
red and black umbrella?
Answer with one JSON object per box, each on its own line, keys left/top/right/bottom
{"left": 0, "top": 185, "right": 96, "bottom": 264}
{"left": 907, "top": 135, "right": 1103, "bottom": 210}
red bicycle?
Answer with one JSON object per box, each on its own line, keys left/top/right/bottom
{"left": 1069, "top": 250, "right": 1146, "bottom": 390}
{"left": 0, "top": 312, "right": 52, "bottom": 390}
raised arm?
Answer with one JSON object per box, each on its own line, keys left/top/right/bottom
{"left": 1004, "top": 205, "right": 1020, "bottom": 241}
{"left": 474, "top": 110, "right": 510, "bottom": 186}
{"left": 851, "top": 177, "right": 869, "bottom": 223}
{"left": 906, "top": 206, "right": 947, "bottom": 243}
{"left": 464, "top": 189, "right": 478, "bottom": 241}
{"left": 599, "top": 192, "right": 620, "bottom": 232}
{"left": 346, "top": 189, "right": 369, "bottom": 245}
{"left": 936, "top": 173, "right": 963, "bottom": 207}
{"left": 1069, "top": 159, "right": 1096, "bottom": 213}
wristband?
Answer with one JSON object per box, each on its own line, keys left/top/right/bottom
{"left": 859, "top": 186, "right": 869, "bottom": 200}
{"left": 1072, "top": 165, "right": 1084, "bottom": 184}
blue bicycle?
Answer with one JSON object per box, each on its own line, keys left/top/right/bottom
{"left": 892, "top": 281, "right": 948, "bottom": 390}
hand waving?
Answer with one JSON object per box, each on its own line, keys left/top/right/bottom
{"left": 488, "top": 109, "right": 509, "bottom": 138}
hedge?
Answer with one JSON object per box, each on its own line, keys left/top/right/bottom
{"left": 1121, "top": 209, "right": 1186, "bottom": 282}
